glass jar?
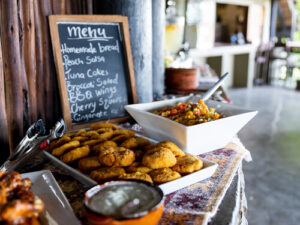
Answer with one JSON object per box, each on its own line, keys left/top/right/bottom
{"left": 165, "top": 0, "right": 185, "bottom": 55}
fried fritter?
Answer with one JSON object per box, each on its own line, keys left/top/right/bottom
{"left": 92, "top": 141, "right": 117, "bottom": 154}
{"left": 65, "top": 129, "right": 86, "bottom": 137}
{"left": 81, "top": 131, "right": 114, "bottom": 146}
{"left": 95, "top": 128, "right": 113, "bottom": 133}
{"left": 48, "top": 136, "right": 71, "bottom": 152}
{"left": 62, "top": 132, "right": 75, "bottom": 138}
{"left": 98, "top": 146, "right": 135, "bottom": 167}
{"left": 120, "top": 137, "right": 150, "bottom": 149}
{"left": 119, "top": 172, "right": 153, "bottom": 183}
{"left": 81, "top": 130, "right": 99, "bottom": 137}
{"left": 112, "top": 129, "right": 135, "bottom": 137}
{"left": 110, "top": 134, "right": 132, "bottom": 144}
{"left": 142, "top": 144, "right": 156, "bottom": 151}
{"left": 63, "top": 129, "right": 86, "bottom": 138}
{"left": 142, "top": 147, "right": 176, "bottom": 169}
{"left": 72, "top": 136, "right": 89, "bottom": 142}
{"left": 78, "top": 156, "right": 101, "bottom": 174}
{"left": 90, "top": 131, "right": 114, "bottom": 140}
{"left": 52, "top": 140, "right": 80, "bottom": 156}
{"left": 133, "top": 149, "right": 144, "bottom": 161}
{"left": 149, "top": 168, "right": 181, "bottom": 184}
{"left": 82, "top": 139, "right": 104, "bottom": 147}
{"left": 172, "top": 154, "right": 203, "bottom": 174}
{"left": 60, "top": 145, "right": 90, "bottom": 163}
{"left": 126, "top": 162, "right": 152, "bottom": 173}
{"left": 90, "top": 167, "right": 125, "bottom": 183}
{"left": 156, "top": 141, "right": 185, "bottom": 157}
{"left": 90, "top": 122, "right": 119, "bottom": 130}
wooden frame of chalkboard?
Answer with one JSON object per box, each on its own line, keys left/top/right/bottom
{"left": 49, "top": 15, "right": 137, "bottom": 130}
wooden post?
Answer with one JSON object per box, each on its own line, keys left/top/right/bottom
{"left": 152, "top": 0, "right": 165, "bottom": 98}
{"left": 0, "top": 0, "right": 24, "bottom": 151}
{"left": 18, "top": 0, "right": 31, "bottom": 130}
{"left": 60, "top": 0, "right": 66, "bottom": 14}
{"left": 65, "top": 0, "right": 72, "bottom": 14}
{"left": 95, "top": 0, "right": 153, "bottom": 103}
{"left": 0, "top": 32, "right": 10, "bottom": 162}
{"left": 21, "top": 0, "right": 37, "bottom": 124}
{"left": 33, "top": 0, "right": 46, "bottom": 123}
{"left": 35, "top": 0, "right": 59, "bottom": 127}
{"left": 86, "top": 0, "right": 93, "bottom": 14}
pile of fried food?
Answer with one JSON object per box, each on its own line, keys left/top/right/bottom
{"left": 48, "top": 122, "right": 204, "bottom": 184}
{"left": 0, "top": 171, "right": 44, "bottom": 225}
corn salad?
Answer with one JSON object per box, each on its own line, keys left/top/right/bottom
{"left": 153, "top": 100, "right": 223, "bottom": 126}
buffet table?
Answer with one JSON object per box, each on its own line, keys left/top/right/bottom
{"left": 159, "top": 140, "right": 250, "bottom": 225}
{"left": 19, "top": 130, "right": 250, "bottom": 225}
{"left": 209, "top": 165, "right": 247, "bottom": 225}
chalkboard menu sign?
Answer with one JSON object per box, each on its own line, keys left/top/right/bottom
{"left": 49, "top": 15, "right": 137, "bottom": 130}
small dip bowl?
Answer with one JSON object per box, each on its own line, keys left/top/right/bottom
{"left": 84, "top": 180, "right": 165, "bottom": 225}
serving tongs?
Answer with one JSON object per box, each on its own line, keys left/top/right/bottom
{"left": 0, "top": 119, "right": 66, "bottom": 172}
{"left": 10, "top": 119, "right": 46, "bottom": 161}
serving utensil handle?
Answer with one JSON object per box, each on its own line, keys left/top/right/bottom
{"left": 201, "top": 72, "right": 229, "bottom": 101}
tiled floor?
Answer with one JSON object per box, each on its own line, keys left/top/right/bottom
{"left": 228, "top": 87, "right": 300, "bottom": 225}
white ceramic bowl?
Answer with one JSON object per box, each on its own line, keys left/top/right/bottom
{"left": 125, "top": 96, "right": 257, "bottom": 154}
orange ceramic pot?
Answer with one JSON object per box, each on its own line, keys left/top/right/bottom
{"left": 165, "top": 68, "right": 198, "bottom": 91}
{"left": 84, "top": 180, "right": 165, "bottom": 225}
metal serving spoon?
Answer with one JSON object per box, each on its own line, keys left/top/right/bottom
{"left": 188, "top": 72, "right": 229, "bottom": 102}
{"left": 201, "top": 72, "right": 229, "bottom": 101}
{"left": 120, "top": 198, "right": 141, "bottom": 218}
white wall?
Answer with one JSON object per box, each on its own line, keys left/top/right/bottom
{"left": 186, "top": 0, "right": 271, "bottom": 49}
{"left": 216, "top": 0, "right": 271, "bottom": 43}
